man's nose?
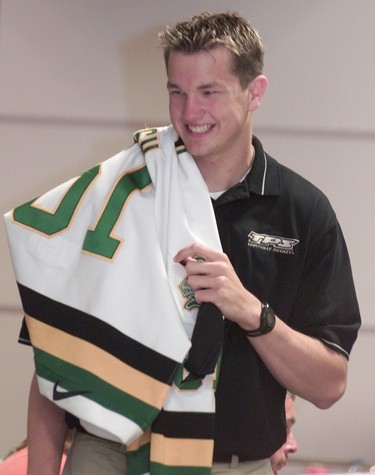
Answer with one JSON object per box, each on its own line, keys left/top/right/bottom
{"left": 285, "top": 431, "right": 298, "bottom": 454}
{"left": 183, "top": 95, "right": 203, "bottom": 120}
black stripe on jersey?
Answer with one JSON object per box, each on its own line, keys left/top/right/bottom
{"left": 175, "top": 137, "right": 187, "bottom": 155}
{"left": 18, "top": 283, "right": 178, "bottom": 384}
{"left": 152, "top": 409, "right": 215, "bottom": 439}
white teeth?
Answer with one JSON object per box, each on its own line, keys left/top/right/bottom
{"left": 188, "top": 124, "right": 211, "bottom": 133}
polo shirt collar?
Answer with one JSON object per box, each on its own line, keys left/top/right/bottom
{"left": 212, "top": 136, "right": 281, "bottom": 205}
{"left": 174, "top": 134, "right": 281, "bottom": 203}
{"left": 249, "top": 135, "right": 281, "bottom": 196}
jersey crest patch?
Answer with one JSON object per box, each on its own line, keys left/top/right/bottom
{"left": 179, "top": 277, "right": 199, "bottom": 310}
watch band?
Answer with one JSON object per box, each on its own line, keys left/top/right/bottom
{"left": 243, "top": 302, "right": 276, "bottom": 337}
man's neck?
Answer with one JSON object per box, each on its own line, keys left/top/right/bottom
{"left": 196, "top": 144, "right": 255, "bottom": 193}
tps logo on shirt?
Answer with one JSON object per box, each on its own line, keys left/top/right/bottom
{"left": 248, "top": 231, "right": 299, "bottom": 255}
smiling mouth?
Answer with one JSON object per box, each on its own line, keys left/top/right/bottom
{"left": 187, "top": 124, "right": 213, "bottom": 133}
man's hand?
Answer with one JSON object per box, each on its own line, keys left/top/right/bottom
{"left": 174, "top": 242, "right": 262, "bottom": 331}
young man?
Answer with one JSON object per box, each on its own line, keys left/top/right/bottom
{"left": 4, "top": 11, "right": 360, "bottom": 475}
{"left": 270, "top": 393, "right": 298, "bottom": 475}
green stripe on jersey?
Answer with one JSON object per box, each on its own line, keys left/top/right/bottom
{"left": 150, "top": 463, "right": 211, "bottom": 475}
{"left": 34, "top": 347, "right": 159, "bottom": 430}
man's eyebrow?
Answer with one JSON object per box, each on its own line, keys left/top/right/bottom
{"left": 287, "top": 416, "right": 296, "bottom": 426}
{"left": 197, "top": 82, "right": 221, "bottom": 90}
{"left": 167, "top": 81, "right": 221, "bottom": 90}
{"left": 167, "top": 81, "right": 179, "bottom": 89}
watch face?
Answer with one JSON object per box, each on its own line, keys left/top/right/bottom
{"left": 243, "top": 303, "right": 275, "bottom": 337}
{"left": 265, "top": 309, "right": 275, "bottom": 328}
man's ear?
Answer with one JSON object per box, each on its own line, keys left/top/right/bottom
{"left": 248, "top": 75, "right": 268, "bottom": 111}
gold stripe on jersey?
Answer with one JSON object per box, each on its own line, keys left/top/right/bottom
{"left": 150, "top": 433, "right": 214, "bottom": 467}
{"left": 26, "top": 315, "right": 170, "bottom": 408}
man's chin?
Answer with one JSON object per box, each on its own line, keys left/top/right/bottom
{"left": 273, "top": 462, "right": 286, "bottom": 473}
{"left": 178, "top": 132, "right": 214, "bottom": 159}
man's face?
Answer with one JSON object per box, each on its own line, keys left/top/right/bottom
{"left": 166, "top": 46, "right": 253, "bottom": 166}
{"left": 270, "top": 396, "right": 298, "bottom": 474}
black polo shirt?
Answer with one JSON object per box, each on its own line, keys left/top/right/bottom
{"left": 212, "top": 135, "right": 361, "bottom": 461}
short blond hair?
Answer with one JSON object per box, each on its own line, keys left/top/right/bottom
{"left": 158, "top": 11, "right": 264, "bottom": 88}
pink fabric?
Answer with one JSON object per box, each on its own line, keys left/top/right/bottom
{"left": 0, "top": 447, "right": 67, "bottom": 475}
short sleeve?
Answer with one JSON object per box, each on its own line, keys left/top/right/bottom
{"left": 291, "top": 215, "right": 360, "bottom": 358}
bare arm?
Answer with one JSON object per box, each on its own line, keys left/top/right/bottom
{"left": 27, "top": 373, "right": 67, "bottom": 475}
{"left": 248, "top": 318, "right": 347, "bottom": 408}
{"left": 174, "top": 243, "right": 348, "bottom": 409}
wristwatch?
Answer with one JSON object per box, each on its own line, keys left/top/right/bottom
{"left": 243, "top": 302, "right": 276, "bottom": 337}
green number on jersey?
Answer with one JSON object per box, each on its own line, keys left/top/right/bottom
{"left": 13, "top": 165, "right": 100, "bottom": 235}
{"left": 12, "top": 164, "right": 152, "bottom": 260}
{"left": 82, "top": 166, "right": 151, "bottom": 259}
